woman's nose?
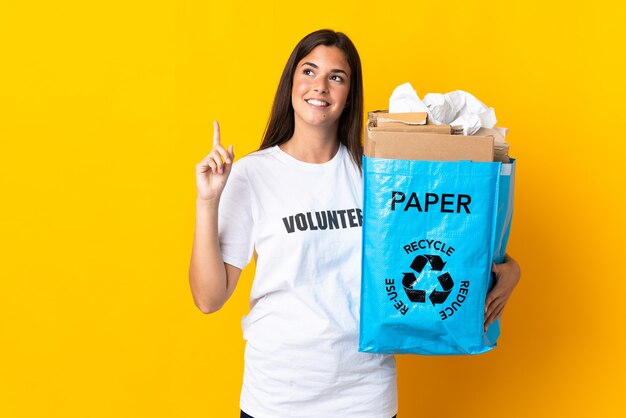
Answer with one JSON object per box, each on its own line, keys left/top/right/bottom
{"left": 313, "top": 79, "right": 329, "bottom": 93}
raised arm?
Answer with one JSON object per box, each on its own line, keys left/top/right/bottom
{"left": 189, "top": 121, "right": 240, "bottom": 314}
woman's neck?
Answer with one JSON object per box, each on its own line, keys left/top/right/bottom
{"left": 280, "top": 125, "right": 340, "bottom": 164}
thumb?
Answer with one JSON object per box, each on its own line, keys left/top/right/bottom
{"left": 492, "top": 262, "right": 500, "bottom": 275}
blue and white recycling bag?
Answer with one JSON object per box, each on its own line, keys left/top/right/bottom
{"left": 359, "top": 157, "right": 516, "bottom": 355}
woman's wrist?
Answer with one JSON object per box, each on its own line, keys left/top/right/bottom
{"left": 196, "top": 196, "right": 220, "bottom": 210}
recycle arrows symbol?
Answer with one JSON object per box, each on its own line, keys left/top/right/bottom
{"left": 411, "top": 254, "right": 446, "bottom": 273}
{"left": 428, "top": 272, "right": 454, "bottom": 305}
{"left": 402, "top": 272, "right": 426, "bottom": 303}
{"left": 402, "top": 255, "right": 454, "bottom": 305}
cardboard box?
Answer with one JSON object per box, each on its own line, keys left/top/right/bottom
{"left": 365, "top": 111, "right": 494, "bottom": 162}
{"left": 371, "top": 124, "right": 452, "bottom": 134}
{"left": 475, "top": 127, "right": 510, "bottom": 163}
{"left": 372, "top": 111, "right": 428, "bottom": 125}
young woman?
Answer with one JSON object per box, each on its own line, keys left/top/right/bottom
{"left": 189, "top": 29, "right": 520, "bottom": 418}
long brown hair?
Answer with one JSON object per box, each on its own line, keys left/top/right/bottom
{"left": 259, "top": 29, "right": 364, "bottom": 169}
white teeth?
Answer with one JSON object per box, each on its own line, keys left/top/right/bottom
{"left": 306, "top": 99, "right": 329, "bottom": 107}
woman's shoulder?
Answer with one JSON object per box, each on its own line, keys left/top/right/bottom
{"left": 233, "top": 146, "right": 279, "bottom": 166}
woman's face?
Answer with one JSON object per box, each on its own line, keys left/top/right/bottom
{"left": 291, "top": 45, "right": 351, "bottom": 131}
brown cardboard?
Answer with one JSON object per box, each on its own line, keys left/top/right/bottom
{"left": 475, "top": 127, "right": 507, "bottom": 145}
{"left": 366, "top": 109, "right": 502, "bottom": 162}
{"left": 475, "top": 127, "right": 510, "bottom": 162}
{"left": 372, "top": 123, "right": 451, "bottom": 134}
{"left": 372, "top": 112, "right": 428, "bottom": 125}
{"left": 364, "top": 130, "right": 494, "bottom": 162}
{"left": 493, "top": 153, "right": 510, "bottom": 163}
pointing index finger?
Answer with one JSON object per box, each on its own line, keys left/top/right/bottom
{"left": 213, "top": 120, "right": 221, "bottom": 147}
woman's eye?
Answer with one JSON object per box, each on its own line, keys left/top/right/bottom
{"left": 303, "top": 69, "right": 314, "bottom": 76}
{"left": 330, "top": 75, "right": 344, "bottom": 82}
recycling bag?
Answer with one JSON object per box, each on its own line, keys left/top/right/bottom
{"left": 359, "top": 157, "right": 516, "bottom": 355}
{"left": 493, "top": 159, "right": 516, "bottom": 264}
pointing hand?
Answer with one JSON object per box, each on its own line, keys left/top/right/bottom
{"left": 195, "top": 120, "right": 235, "bottom": 201}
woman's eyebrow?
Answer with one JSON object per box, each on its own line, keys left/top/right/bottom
{"left": 301, "top": 62, "right": 349, "bottom": 75}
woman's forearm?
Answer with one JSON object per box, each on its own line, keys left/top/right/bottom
{"left": 189, "top": 198, "right": 240, "bottom": 313}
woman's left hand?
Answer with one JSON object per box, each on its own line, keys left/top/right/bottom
{"left": 484, "top": 254, "right": 521, "bottom": 331}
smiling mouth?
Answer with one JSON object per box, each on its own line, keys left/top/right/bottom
{"left": 305, "top": 99, "right": 330, "bottom": 107}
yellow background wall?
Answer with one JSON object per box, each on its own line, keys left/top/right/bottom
{"left": 1, "top": 1, "right": 624, "bottom": 417}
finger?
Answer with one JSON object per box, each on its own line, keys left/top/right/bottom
{"left": 484, "top": 295, "right": 500, "bottom": 322}
{"left": 484, "top": 299, "right": 495, "bottom": 324}
{"left": 196, "top": 160, "right": 209, "bottom": 174}
{"left": 485, "top": 304, "right": 505, "bottom": 330}
{"left": 213, "top": 143, "right": 231, "bottom": 164}
{"left": 495, "top": 306, "right": 506, "bottom": 322}
{"left": 484, "top": 308, "right": 497, "bottom": 331}
{"left": 206, "top": 158, "right": 218, "bottom": 175}
{"left": 198, "top": 153, "right": 216, "bottom": 172}
{"left": 209, "top": 151, "right": 224, "bottom": 174}
{"left": 493, "top": 304, "right": 506, "bottom": 321}
{"left": 484, "top": 295, "right": 493, "bottom": 315}
{"left": 213, "top": 120, "right": 221, "bottom": 147}
{"left": 223, "top": 145, "right": 235, "bottom": 175}
{"left": 484, "top": 288, "right": 501, "bottom": 314}
{"left": 227, "top": 144, "right": 234, "bottom": 162}
{"left": 485, "top": 300, "right": 505, "bottom": 329}
{"left": 492, "top": 262, "right": 504, "bottom": 278}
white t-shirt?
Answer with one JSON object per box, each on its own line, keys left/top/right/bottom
{"left": 218, "top": 143, "right": 397, "bottom": 418}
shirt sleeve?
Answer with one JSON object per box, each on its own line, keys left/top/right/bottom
{"left": 218, "top": 162, "right": 255, "bottom": 270}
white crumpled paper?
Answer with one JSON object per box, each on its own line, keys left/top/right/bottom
{"left": 389, "top": 82, "right": 497, "bottom": 136}
{"left": 388, "top": 82, "right": 430, "bottom": 113}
